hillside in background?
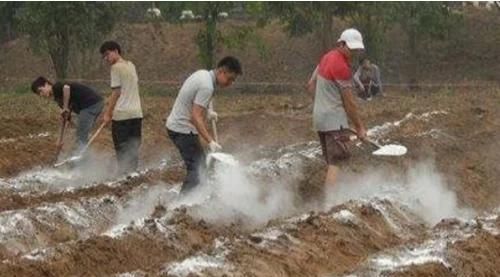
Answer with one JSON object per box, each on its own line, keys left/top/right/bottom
{"left": 0, "top": 7, "right": 499, "bottom": 93}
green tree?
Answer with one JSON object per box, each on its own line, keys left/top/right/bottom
{"left": 347, "top": 2, "right": 392, "bottom": 64}
{"left": 0, "top": 2, "right": 23, "bottom": 42}
{"left": 158, "top": 2, "right": 261, "bottom": 68}
{"left": 388, "top": 2, "right": 460, "bottom": 83}
{"left": 261, "top": 2, "right": 355, "bottom": 54}
{"left": 16, "top": 2, "right": 121, "bottom": 79}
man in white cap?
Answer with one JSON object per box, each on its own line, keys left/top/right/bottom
{"left": 307, "top": 28, "right": 367, "bottom": 194}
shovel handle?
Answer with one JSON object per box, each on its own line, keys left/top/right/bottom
{"left": 53, "top": 118, "right": 68, "bottom": 163}
{"left": 211, "top": 119, "right": 218, "bottom": 143}
{"left": 80, "top": 122, "right": 106, "bottom": 154}
{"left": 344, "top": 128, "right": 381, "bottom": 149}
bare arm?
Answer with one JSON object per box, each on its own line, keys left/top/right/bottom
{"left": 374, "top": 65, "right": 383, "bottom": 93}
{"left": 306, "top": 66, "right": 318, "bottom": 97}
{"left": 353, "top": 68, "right": 364, "bottom": 90}
{"left": 62, "top": 85, "right": 71, "bottom": 111}
{"left": 103, "top": 88, "right": 120, "bottom": 124}
{"left": 341, "top": 86, "right": 366, "bottom": 138}
{"left": 191, "top": 104, "right": 214, "bottom": 144}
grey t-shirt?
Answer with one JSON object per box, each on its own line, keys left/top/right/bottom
{"left": 166, "top": 70, "right": 216, "bottom": 134}
{"left": 313, "top": 75, "right": 349, "bottom": 131}
{"left": 354, "top": 64, "right": 383, "bottom": 92}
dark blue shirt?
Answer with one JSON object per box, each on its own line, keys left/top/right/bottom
{"left": 53, "top": 82, "right": 102, "bottom": 114}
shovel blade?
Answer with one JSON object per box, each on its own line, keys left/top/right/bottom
{"left": 372, "top": 144, "right": 407, "bottom": 156}
{"left": 206, "top": 152, "right": 239, "bottom": 167}
{"left": 53, "top": 155, "right": 83, "bottom": 168}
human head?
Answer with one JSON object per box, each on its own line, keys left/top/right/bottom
{"left": 99, "top": 41, "right": 122, "bottom": 65}
{"left": 359, "top": 57, "right": 371, "bottom": 69}
{"left": 31, "top": 76, "right": 53, "bottom": 97}
{"left": 337, "top": 28, "right": 365, "bottom": 50}
{"left": 215, "top": 56, "right": 242, "bottom": 88}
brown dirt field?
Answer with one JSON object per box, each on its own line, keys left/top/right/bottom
{"left": 0, "top": 86, "right": 499, "bottom": 276}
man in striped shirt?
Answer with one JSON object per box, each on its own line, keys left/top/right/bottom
{"left": 307, "top": 28, "right": 367, "bottom": 195}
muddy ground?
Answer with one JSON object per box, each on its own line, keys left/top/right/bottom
{"left": 0, "top": 87, "right": 499, "bottom": 276}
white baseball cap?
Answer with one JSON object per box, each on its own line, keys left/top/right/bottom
{"left": 337, "top": 28, "right": 364, "bottom": 50}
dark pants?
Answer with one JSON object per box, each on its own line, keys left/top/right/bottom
{"left": 112, "top": 118, "right": 142, "bottom": 175}
{"left": 167, "top": 129, "right": 205, "bottom": 194}
{"left": 76, "top": 101, "right": 104, "bottom": 153}
{"left": 358, "top": 81, "right": 380, "bottom": 99}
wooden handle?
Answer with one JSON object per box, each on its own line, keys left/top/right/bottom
{"left": 79, "top": 122, "right": 106, "bottom": 154}
{"left": 211, "top": 119, "right": 218, "bottom": 143}
{"left": 345, "top": 127, "right": 381, "bottom": 149}
{"left": 53, "top": 119, "right": 68, "bottom": 163}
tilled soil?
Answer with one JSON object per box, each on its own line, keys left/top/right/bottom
{"left": 0, "top": 88, "right": 499, "bottom": 276}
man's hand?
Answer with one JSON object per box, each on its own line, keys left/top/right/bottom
{"left": 208, "top": 140, "right": 222, "bottom": 153}
{"left": 356, "top": 125, "right": 367, "bottom": 141}
{"left": 102, "top": 112, "right": 112, "bottom": 126}
{"left": 55, "top": 141, "right": 64, "bottom": 149}
{"left": 60, "top": 109, "right": 71, "bottom": 121}
{"left": 207, "top": 110, "right": 218, "bottom": 122}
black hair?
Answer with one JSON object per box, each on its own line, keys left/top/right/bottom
{"left": 31, "top": 76, "right": 51, "bottom": 94}
{"left": 216, "top": 56, "right": 242, "bottom": 75}
{"left": 99, "top": 41, "right": 121, "bottom": 55}
{"left": 359, "top": 57, "right": 370, "bottom": 66}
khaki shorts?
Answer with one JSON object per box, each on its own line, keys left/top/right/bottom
{"left": 318, "top": 130, "right": 351, "bottom": 165}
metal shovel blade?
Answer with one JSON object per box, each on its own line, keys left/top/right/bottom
{"left": 206, "top": 152, "right": 239, "bottom": 167}
{"left": 53, "top": 155, "right": 83, "bottom": 168}
{"left": 372, "top": 144, "right": 407, "bottom": 156}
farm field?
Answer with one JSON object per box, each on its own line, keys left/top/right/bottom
{"left": 0, "top": 87, "right": 499, "bottom": 276}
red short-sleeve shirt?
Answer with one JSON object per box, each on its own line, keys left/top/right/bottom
{"left": 318, "top": 49, "right": 352, "bottom": 87}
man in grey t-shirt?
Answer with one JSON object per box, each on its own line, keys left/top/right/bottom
{"left": 354, "top": 57, "right": 383, "bottom": 100}
{"left": 166, "top": 56, "right": 242, "bottom": 193}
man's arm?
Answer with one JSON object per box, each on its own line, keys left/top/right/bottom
{"left": 62, "top": 85, "right": 71, "bottom": 111}
{"left": 103, "top": 88, "right": 120, "bottom": 124}
{"left": 59, "top": 84, "right": 72, "bottom": 121}
{"left": 340, "top": 86, "right": 366, "bottom": 139}
{"left": 374, "top": 65, "right": 383, "bottom": 93}
{"left": 306, "top": 66, "right": 318, "bottom": 97}
{"left": 353, "top": 68, "right": 364, "bottom": 91}
{"left": 191, "top": 104, "right": 214, "bottom": 144}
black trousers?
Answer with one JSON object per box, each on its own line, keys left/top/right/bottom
{"left": 112, "top": 118, "right": 142, "bottom": 175}
{"left": 167, "top": 129, "right": 205, "bottom": 193}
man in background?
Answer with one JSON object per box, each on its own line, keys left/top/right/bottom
{"left": 354, "top": 57, "right": 383, "bottom": 100}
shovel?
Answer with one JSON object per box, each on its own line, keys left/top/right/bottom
{"left": 347, "top": 128, "right": 407, "bottom": 156}
{"left": 206, "top": 119, "right": 239, "bottom": 167}
{"left": 54, "top": 122, "right": 106, "bottom": 168}
{"left": 53, "top": 117, "right": 69, "bottom": 164}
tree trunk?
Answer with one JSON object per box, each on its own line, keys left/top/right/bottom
{"left": 48, "top": 33, "right": 70, "bottom": 79}
{"left": 204, "top": 4, "right": 218, "bottom": 68}
{"left": 316, "top": 9, "right": 334, "bottom": 55}
{"left": 408, "top": 27, "right": 419, "bottom": 89}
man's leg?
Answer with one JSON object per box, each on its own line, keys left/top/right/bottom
{"left": 167, "top": 130, "right": 204, "bottom": 194}
{"left": 77, "top": 110, "right": 94, "bottom": 152}
{"left": 127, "top": 118, "right": 142, "bottom": 172}
{"left": 319, "top": 130, "right": 351, "bottom": 189}
{"left": 325, "top": 165, "right": 340, "bottom": 187}
{"left": 76, "top": 101, "right": 104, "bottom": 153}
{"left": 112, "top": 120, "right": 130, "bottom": 175}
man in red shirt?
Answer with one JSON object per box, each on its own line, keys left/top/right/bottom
{"left": 307, "top": 28, "right": 367, "bottom": 194}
